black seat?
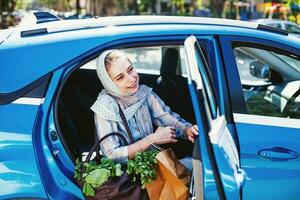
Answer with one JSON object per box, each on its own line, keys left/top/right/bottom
{"left": 154, "top": 48, "right": 195, "bottom": 123}
{"left": 57, "top": 69, "right": 102, "bottom": 161}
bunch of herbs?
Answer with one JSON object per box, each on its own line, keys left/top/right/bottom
{"left": 126, "top": 150, "right": 159, "bottom": 189}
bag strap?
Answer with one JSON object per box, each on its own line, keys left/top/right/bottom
{"left": 116, "top": 102, "right": 134, "bottom": 144}
{"left": 85, "top": 132, "right": 128, "bottom": 163}
{"left": 93, "top": 124, "right": 101, "bottom": 160}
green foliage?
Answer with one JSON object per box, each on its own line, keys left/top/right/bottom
{"left": 1, "top": 0, "right": 17, "bottom": 12}
{"left": 32, "top": 0, "right": 57, "bottom": 7}
{"left": 138, "top": 0, "right": 153, "bottom": 13}
{"left": 74, "top": 150, "right": 159, "bottom": 197}
{"left": 196, "top": 0, "right": 202, "bottom": 9}
{"left": 126, "top": 150, "right": 158, "bottom": 189}
{"left": 74, "top": 158, "right": 124, "bottom": 197}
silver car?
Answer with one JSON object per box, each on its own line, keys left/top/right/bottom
{"left": 253, "top": 19, "right": 300, "bottom": 38}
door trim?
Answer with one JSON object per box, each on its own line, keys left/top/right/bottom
{"left": 233, "top": 113, "right": 300, "bottom": 129}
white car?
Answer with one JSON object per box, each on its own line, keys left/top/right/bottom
{"left": 253, "top": 19, "right": 300, "bottom": 38}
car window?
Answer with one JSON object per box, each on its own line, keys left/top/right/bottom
{"left": 80, "top": 46, "right": 187, "bottom": 76}
{"left": 123, "top": 47, "right": 162, "bottom": 74}
{"left": 285, "top": 24, "right": 300, "bottom": 34}
{"left": 233, "top": 45, "right": 300, "bottom": 119}
{"left": 80, "top": 47, "right": 162, "bottom": 74}
{"left": 267, "top": 23, "right": 282, "bottom": 29}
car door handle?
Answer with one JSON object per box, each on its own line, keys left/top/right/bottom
{"left": 258, "top": 147, "right": 299, "bottom": 162}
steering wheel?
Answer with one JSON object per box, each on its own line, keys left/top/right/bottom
{"left": 283, "top": 86, "right": 300, "bottom": 118}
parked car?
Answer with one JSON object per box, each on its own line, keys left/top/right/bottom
{"left": 1, "top": 15, "right": 300, "bottom": 200}
{"left": 253, "top": 18, "right": 300, "bottom": 38}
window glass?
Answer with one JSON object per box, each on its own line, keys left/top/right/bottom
{"left": 180, "top": 46, "right": 188, "bottom": 75}
{"left": 80, "top": 46, "right": 188, "bottom": 75}
{"left": 273, "top": 53, "right": 300, "bottom": 72}
{"left": 285, "top": 24, "right": 300, "bottom": 34}
{"left": 195, "top": 43, "right": 218, "bottom": 119}
{"left": 268, "top": 23, "right": 282, "bottom": 29}
{"left": 124, "top": 46, "right": 189, "bottom": 75}
{"left": 123, "top": 47, "right": 162, "bottom": 74}
{"left": 233, "top": 45, "right": 300, "bottom": 119}
{"left": 80, "top": 47, "right": 162, "bottom": 74}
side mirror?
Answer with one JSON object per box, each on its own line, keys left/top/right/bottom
{"left": 249, "top": 61, "right": 270, "bottom": 79}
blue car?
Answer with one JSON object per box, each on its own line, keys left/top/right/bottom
{"left": 1, "top": 15, "right": 300, "bottom": 200}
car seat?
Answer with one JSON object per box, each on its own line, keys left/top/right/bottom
{"left": 154, "top": 48, "right": 195, "bottom": 123}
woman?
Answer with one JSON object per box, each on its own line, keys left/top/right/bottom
{"left": 90, "top": 49, "right": 198, "bottom": 170}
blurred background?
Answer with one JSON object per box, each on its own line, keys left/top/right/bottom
{"left": 1, "top": 0, "right": 300, "bottom": 30}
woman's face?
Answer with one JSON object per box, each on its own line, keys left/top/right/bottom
{"left": 107, "top": 56, "right": 139, "bottom": 94}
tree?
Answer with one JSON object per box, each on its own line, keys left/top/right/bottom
{"left": 0, "top": 0, "right": 18, "bottom": 29}
{"left": 210, "top": 0, "right": 225, "bottom": 17}
{"left": 85, "top": 0, "right": 117, "bottom": 16}
{"left": 171, "top": 0, "right": 185, "bottom": 15}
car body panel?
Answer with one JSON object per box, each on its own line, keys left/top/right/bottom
{"left": 219, "top": 35, "right": 300, "bottom": 199}
{"left": 234, "top": 114, "right": 300, "bottom": 200}
{"left": 0, "top": 103, "right": 47, "bottom": 199}
{"left": 184, "top": 35, "right": 220, "bottom": 200}
{"left": 32, "top": 67, "right": 84, "bottom": 199}
{"left": 1, "top": 17, "right": 300, "bottom": 93}
{"left": 185, "top": 35, "right": 246, "bottom": 200}
{"left": 0, "top": 29, "right": 14, "bottom": 45}
{"left": 1, "top": 16, "right": 300, "bottom": 199}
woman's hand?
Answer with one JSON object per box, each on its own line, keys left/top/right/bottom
{"left": 148, "top": 126, "right": 177, "bottom": 145}
{"left": 185, "top": 125, "right": 198, "bottom": 143}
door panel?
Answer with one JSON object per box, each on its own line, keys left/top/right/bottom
{"left": 220, "top": 35, "right": 300, "bottom": 199}
{"left": 184, "top": 35, "right": 219, "bottom": 200}
{"left": 184, "top": 36, "right": 242, "bottom": 200}
{"left": 234, "top": 114, "right": 300, "bottom": 200}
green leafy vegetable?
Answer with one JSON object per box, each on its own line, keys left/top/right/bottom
{"left": 126, "top": 150, "right": 158, "bottom": 189}
{"left": 83, "top": 182, "right": 95, "bottom": 197}
{"left": 74, "top": 150, "right": 158, "bottom": 196}
{"left": 85, "top": 168, "right": 110, "bottom": 188}
{"left": 74, "top": 157, "right": 124, "bottom": 197}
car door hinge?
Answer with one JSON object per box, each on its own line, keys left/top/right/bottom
{"left": 235, "top": 168, "right": 246, "bottom": 187}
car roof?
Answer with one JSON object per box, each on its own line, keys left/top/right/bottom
{"left": 0, "top": 15, "right": 297, "bottom": 95}
{"left": 4, "top": 15, "right": 292, "bottom": 45}
{"left": 3, "top": 16, "right": 262, "bottom": 43}
{"left": 0, "top": 29, "right": 14, "bottom": 44}
{"left": 253, "top": 18, "right": 297, "bottom": 25}
{"left": 16, "top": 15, "right": 259, "bottom": 33}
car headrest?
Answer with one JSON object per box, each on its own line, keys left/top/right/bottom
{"left": 160, "top": 48, "right": 179, "bottom": 77}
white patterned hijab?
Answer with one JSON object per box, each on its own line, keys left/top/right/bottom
{"left": 91, "top": 49, "right": 152, "bottom": 122}
{"left": 95, "top": 49, "right": 126, "bottom": 97}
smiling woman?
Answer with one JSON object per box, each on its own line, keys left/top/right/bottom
{"left": 100, "top": 50, "right": 140, "bottom": 95}
{"left": 90, "top": 49, "right": 197, "bottom": 164}
{"left": 56, "top": 45, "right": 196, "bottom": 163}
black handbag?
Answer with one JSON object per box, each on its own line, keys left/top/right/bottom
{"left": 78, "top": 132, "right": 148, "bottom": 200}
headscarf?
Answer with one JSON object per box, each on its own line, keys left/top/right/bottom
{"left": 91, "top": 49, "right": 152, "bottom": 122}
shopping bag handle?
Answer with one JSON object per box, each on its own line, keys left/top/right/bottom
{"left": 85, "top": 132, "right": 129, "bottom": 163}
{"left": 146, "top": 139, "right": 165, "bottom": 152}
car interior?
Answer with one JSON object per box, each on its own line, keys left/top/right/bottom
{"left": 56, "top": 45, "right": 197, "bottom": 164}
{"left": 234, "top": 45, "right": 300, "bottom": 119}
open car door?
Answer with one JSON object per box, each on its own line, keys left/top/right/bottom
{"left": 184, "top": 36, "right": 246, "bottom": 200}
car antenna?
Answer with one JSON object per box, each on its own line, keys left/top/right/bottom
{"left": 33, "top": 11, "right": 61, "bottom": 24}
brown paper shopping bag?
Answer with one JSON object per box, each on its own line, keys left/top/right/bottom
{"left": 146, "top": 148, "right": 191, "bottom": 200}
